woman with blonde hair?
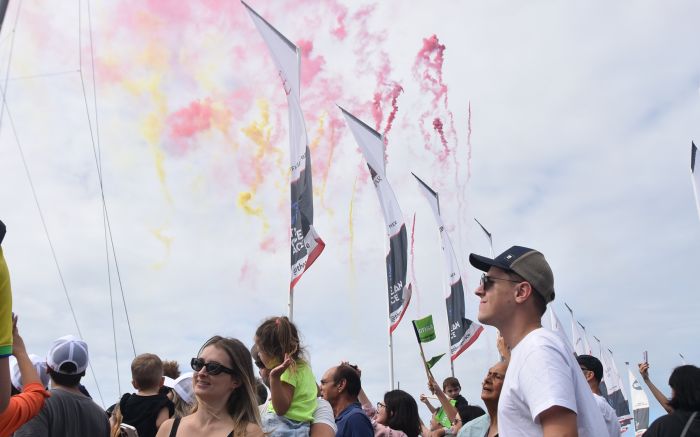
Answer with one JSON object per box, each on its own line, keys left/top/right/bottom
{"left": 156, "top": 336, "right": 263, "bottom": 437}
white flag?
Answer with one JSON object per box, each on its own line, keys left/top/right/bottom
{"left": 627, "top": 366, "right": 650, "bottom": 436}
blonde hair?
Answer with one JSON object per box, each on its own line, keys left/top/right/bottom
{"left": 194, "top": 336, "right": 262, "bottom": 437}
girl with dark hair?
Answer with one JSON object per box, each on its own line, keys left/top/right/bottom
{"left": 156, "top": 336, "right": 263, "bottom": 437}
{"left": 643, "top": 365, "right": 700, "bottom": 437}
{"left": 255, "top": 316, "right": 317, "bottom": 437}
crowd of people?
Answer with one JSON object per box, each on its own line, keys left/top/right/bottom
{"left": 1, "top": 222, "right": 699, "bottom": 437}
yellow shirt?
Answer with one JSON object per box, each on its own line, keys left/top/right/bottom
{"left": 268, "top": 362, "right": 317, "bottom": 423}
{"left": 0, "top": 247, "right": 13, "bottom": 357}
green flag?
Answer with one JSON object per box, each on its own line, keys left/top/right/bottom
{"left": 412, "top": 315, "right": 436, "bottom": 343}
{"left": 426, "top": 353, "right": 446, "bottom": 369}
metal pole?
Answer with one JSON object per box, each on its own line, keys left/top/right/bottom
{"left": 288, "top": 286, "right": 294, "bottom": 321}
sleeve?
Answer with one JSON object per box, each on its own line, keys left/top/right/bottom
{"left": 0, "top": 248, "right": 13, "bottom": 357}
{"left": 0, "top": 383, "right": 51, "bottom": 435}
{"left": 280, "top": 367, "right": 298, "bottom": 388}
{"left": 518, "top": 343, "right": 578, "bottom": 421}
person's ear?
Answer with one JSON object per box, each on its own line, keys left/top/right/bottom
{"left": 513, "top": 282, "right": 533, "bottom": 303}
{"left": 336, "top": 378, "right": 346, "bottom": 394}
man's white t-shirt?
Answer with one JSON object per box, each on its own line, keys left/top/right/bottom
{"left": 593, "top": 393, "right": 620, "bottom": 437}
{"left": 498, "top": 328, "right": 608, "bottom": 437}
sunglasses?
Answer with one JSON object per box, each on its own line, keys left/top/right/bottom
{"left": 376, "top": 401, "right": 386, "bottom": 410}
{"left": 480, "top": 273, "right": 522, "bottom": 290}
{"left": 190, "top": 357, "right": 236, "bottom": 376}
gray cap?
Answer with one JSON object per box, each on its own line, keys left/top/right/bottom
{"left": 469, "top": 245, "right": 555, "bottom": 303}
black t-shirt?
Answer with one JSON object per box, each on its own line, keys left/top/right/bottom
{"left": 120, "top": 392, "right": 175, "bottom": 437}
{"left": 644, "top": 410, "right": 700, "bottom": 437}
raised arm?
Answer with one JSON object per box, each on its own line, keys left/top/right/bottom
{"left": 0, "top": 227, "right": 14, "bottom": 413}
{"left": 638, "top": 362, "right": 672, "bottom": 413}
{"left": 428, "top": 376, "right": 457, "bottom": 422}
{"left": 269, "top": 354, "right": 294, "bottom": 415}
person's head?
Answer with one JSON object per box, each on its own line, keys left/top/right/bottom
{"left": 191, "top": 336, "right": 261, "bottom": 430}
{"left": 470, "top": 246, "right": 554, "bottom": 328}
{"left": 254, "top": 316, "right": 305, "bottom": 368}
{"left": 668, "top": 365, "right": 700, "bottom": 411}
{"left": 11, "top": 354, "right": 50, "bottom": 390}
{"left": 577, "top": 355, "right": 603, "bottom": 385}
{"left": 46, "top": 335, "right": 89, "bottom": 387}
{"left": 442, "top": 377, "right": 461, "bottom": 399}
{"left": 377, "top": 390, "right": 421, "bottom": 437}
{"left": 254, "top": 378, "right": 268, "bottom": 405}
{"left": 162, "top": 360, "right": 181, "bottom": 380}
{"left": 481, "top": 361, "right": 508, "bottom": 406}
{"left": 452, "top": 397, "right": 484, "bottom": 433}
{"left": 172, "top": 372, "right": 195, "bottom": 419}
{"left": 320, "top": 364, "right": 362, "bottom": 407}
{"left": 250, "top": 343, "right": 270, "bottom": 386}
{"left": 131, "top": 353, "right": 164, "bottom": 391}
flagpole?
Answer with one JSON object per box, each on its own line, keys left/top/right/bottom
{"left": 386, "top": 237, "right": 395, "bottom": 390}
{"left": 288, "top": 287, "right": 294, "bottom": 321}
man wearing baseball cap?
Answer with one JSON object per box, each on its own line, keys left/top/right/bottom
{"left": 469, "top": 245, "right": 606, "bottom": 437}
{"left": 14, "top": 335, "right": 109, "bottom": 436}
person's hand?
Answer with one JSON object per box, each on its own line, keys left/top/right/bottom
{"left": 428, "top": 376, "right": 440, "bottom": 395}
{"left": 419, "top": 394, "right": 428, "bottom": 403}
{"left": 497, "top": 332, "right": 510, "bottom": 361}
{"left": 638, "top": 362, "right": 650, "bottom": 381}
{"left": 269, "top": 354, "right": 293, "bottom": 379}
{"left": 340, "top": 361, "right": 361, "bottom": 377}
{"left": 11, "top": 314, "right": 26, "bottom": 356}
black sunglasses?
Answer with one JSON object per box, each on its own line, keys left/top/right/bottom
{"left": 480, "top": 273, "right": 521, "bottom": 290}
{"left": 191, "top": 357, "right": 236, "bottom": 376}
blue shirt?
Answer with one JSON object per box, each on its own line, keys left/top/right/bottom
{"left": 336, "top": 402, "right": 373, "bottom": 437}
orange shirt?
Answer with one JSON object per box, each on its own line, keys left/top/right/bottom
{"left": 0, "top": 382, "right": 50, "bottom": 436}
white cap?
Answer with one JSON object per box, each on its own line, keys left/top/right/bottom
{"left": 173, "top": 372, "right": 194, "bottom": 405}
{"left": 163, "top": 376, "right": 176, "bottom": 389}
{"left": 11, "top": 354, "right": 50, "bottom": 389}
{"left": 46, "top": 335, "right": 89, "bottom": 374}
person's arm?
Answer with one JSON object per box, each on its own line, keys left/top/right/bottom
{"left": 419, "top": 394, "right": 437, "bottom": 414}
{"left": 638, "top": 362, "right": 672, "bottom": 413}
{"left": 155, "top": 406, "right": 170, "bottom": 429}
{"left": 539, "top": 406, "right": 577, "bottom": 437}
{"left": 12, "top": 316, "right": 40, "bottom": 388}
{"left": 428, "top": 377, "right": 457, "bottom": 422}
{"left": 269, "top": 354, "right": 294, "bottom": 416}
{"left": 0, "top": 244, "right": 13, "bottom": 414}
{"left": 310, "top": 422, "right": 335, "bottom": 437}
{"left": 155, "top": 418, "right": 174, "bottom": 437}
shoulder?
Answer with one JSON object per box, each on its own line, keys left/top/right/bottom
{"left": 156, "top": 418, "right": 175, "bottom": 437}
{"left": 246, "top": 421, "right": 265, "bottom": 437}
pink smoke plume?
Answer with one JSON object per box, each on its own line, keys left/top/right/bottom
{"left": 297, "top": 39, "right": 325, "bottom": 87}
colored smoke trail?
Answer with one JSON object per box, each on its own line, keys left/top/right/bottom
{"left": 432, "top": 117, "right": 450, "bottom": 161}
{"left": 150, "top": 228, "right": 173, "bottom": 270}
{"left": 297, "top": 39, "right": 325, "bottom": 87}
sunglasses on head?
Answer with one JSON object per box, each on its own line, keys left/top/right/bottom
{"left": 190, "top": 357, "right": 236, "bottom": 376}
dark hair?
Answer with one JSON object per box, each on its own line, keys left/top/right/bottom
{"left": 131, "top": 353, "right": 163, "bottom": 390}
{"left": 455, "top": 395, "right": 485, "bottom": 423}
{"left": 668, "top": 365, "right": 700, "bottom": 411}
{"left": 48, "top": 364, "right": 84, "bottom": 387}
{"left": 384, "top": 390, "right": 421, "bottom": 437}
{"left": 576, "top": 355, "right": 603, "bottom": 383}
{"left": 162, "top": 360, "right": 181, "bottom": 379}
{"left": 442, "top": 377, "right": 460, "bottom": 390}
{"left": 335, "top": 364, "right": 362, "bottom": 397}
{"left": 255, "top": 316, "right": 306, "bottom": 364}
{"left": 254, "top": 378, "right": 268, "bottom": 405}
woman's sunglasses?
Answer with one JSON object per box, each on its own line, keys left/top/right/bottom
{"left": 190, "top": 357, "right": 236, "bottom": 376}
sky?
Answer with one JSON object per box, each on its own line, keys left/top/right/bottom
{"left": 0, "top": 0, "right": 699, "bottom": 434}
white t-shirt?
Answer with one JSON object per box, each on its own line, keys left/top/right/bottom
{"left": 593, "top": 393, "right": 620, "bottom": 437}
{"left": 498, "top": 328, "right": 608, "bottom": 437}
{"left": 313, "top": 397, "right": 337, "bottom": 432}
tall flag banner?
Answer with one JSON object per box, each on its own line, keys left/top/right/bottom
{"left": 546, "top": 305, "right": 573, "bottom": 350}
{"left": 243, "top": 2, "right": 325, "bottom": 293}
{"left": 0, "top": 0, "right": 9, "bottom": 33}
{"left": 473, "top": 218, "right": 494, "bottom": 257}
{"left": 414, "top": 174, "right": 483, "bottom": 360}
{"left": 692, "top": 142, "right": 700, "bottom": 222}
{"left": 340, "top": 107, "right": 411, "bottom": 333}
{"left": 599, "top": 346, "right": 632, "bottom": 425}
{"left": 680, "top": 353, "right": 687, "bottom": 365}
{"left": 565, "top": 303, "right": 591, "bottom": 356}
{"left": 627, "top": 364, "right": 650, "bottom": 436}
